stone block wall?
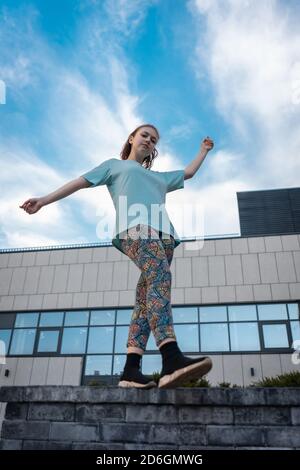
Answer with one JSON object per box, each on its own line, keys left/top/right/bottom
{"left": 0, "top": 386, "right": 299, "bottom": 450}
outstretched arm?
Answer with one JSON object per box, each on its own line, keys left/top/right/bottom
{"left": 184, "top": 137, "right": 214, "bottom": 180}
{"left": 19, "top": 176, "right": 91, "bottom": 214}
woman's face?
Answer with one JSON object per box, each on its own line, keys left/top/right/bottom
{"left": 129, "top": 127, "right": 159, "bottom": 156}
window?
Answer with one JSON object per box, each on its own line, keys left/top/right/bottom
{"left": 114, "top": 326, "right": 128, "bottom": 353}
{"left": 10, "top": 329, "right": 36, "bottom": 354}
{"left": 230, "top": 323, "right": 260, "bottom": 351}
{"left": 39, "top": 312, "right": 64, "bottom": 327}
{"left": 200, "top": 323, "right": 229, "bottom": 351}
{"left": 262, "top": 324, "right": 289, "bottom": 348}
{"left": 15, "top": 313, "right": 39, "bottom": 328}
{"left": 85, "top": 355, "right": 112, "bottom": 376}
{"left": 174, "top": 324, "right": 199, "bottom": 352}
{"left": 90, "top": 310, "right": 115, "bottom": 325}
{"left": 173, "top": 307, "right": 198, "bottom": 323}
{"left": 87, "top": 327, "right": 114, "bottom": 353}
{"left": 116, "top": 309, "right": 132, "bottom": 325}
{"left": 258, "top": 304, "right": 288, "bottom": 321}
{"left": 113, "top": 355, "right": 126, "bottom": 375}
{"left": 37, "top": 330, "right": 60, "bottom": 353}
{"left": 61, "top": 327, "right": 87, "bottom": 354}
{"left": 228, "top": 305, "right": 257, "bottom": 321}
{"left": 0, "top": 329, "right": 12, "bottom": 355}
{"left": 288, "top": 304, "right": 299, "bottom": 320}
{"left": 290, "top": 321, "right": 300, "bottom": 343}
{"left": 64, "top": 311, "right": 89, "bottom": 326}
{"left": 142, "top": 354, "right": 161, "bottom": 375}
{"left": 146, "top": 333, "right": 157, "bottom": 351}
{"left": 200, "top": 306, "right": 227, "bottom": 322}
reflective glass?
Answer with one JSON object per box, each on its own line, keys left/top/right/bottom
{"left": 200, "top": 323, "right": 229, "bottom": 352}
{"left": 85, "top": 355, "right": 112, "bottom": 376}
{"left": 40, "top": 312, "right": 64, "bottom": 327}
{"left": 258, "top": 304, "right": 287, "bottom": 320}
{"left": 116, "top": 309, "right": 132, "bottom": 325}
{"left": 37, "top": 330, "right": 59, "bottom": 353}
{"left": 199, "top": 306, "right": 227, "bottom": 322}
{"left": 87, "top": 327, "right": 114, "bottom": 353}
{"left": 61, "top": 327, "right": 87, "bottom": 353}
{"left": 64, "top": 311, "right": 89, "bottom": 326}
{"left": 15, "top": 313, "right": 39, "bottom": 328}
{"left": 90, "top": 310, "right": 115, "bottom": 325}
{"left": 263, "top": 324, "right": 289, "bottom": 348}
{"left": 228, "top": 305, "right": 257, "bottom": 322}
{"left": 173, "top": 307, "right": 198, "bottom": 323}
{"left": 142, "top": 355, "right": 161, "bottom": 375}
{"left": 287, "top": 304, "right": 299, "bottom": 320}
{"left": 0, "top": 330, "right": 11, "bottom": 355}
{"left": 230, "top": 323, "right": 260, "bottom": 351}
{"left": 114, "top": 326, "right": 128, "bottom": 353}
{"left": 113, "top": 355, "right": 126, "bottom": 375}
{"left": 10, "top": 329, "right": 36, "bottom": 354}
{"left": 174, "top": 324, "right": 199, "bottom": 352}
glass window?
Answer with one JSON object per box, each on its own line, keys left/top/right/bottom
{"left": 258, "top": 304, "right": 287, "bottom": 320}
{"left": 64, "top": 311, "right": 89, "bottom": 326}
{"left": 15, "top": 313, "right": 39, "bottom": 328}
{"left": 0, "top": 313, "right": 15, "bottom": 328}
{"left": 142, "top": 354, "right": 161, "bottom": 375}
{"left": 199, "top": 306, "right": 227, "bottom": 323}
{"left": 288, "top": 304, "right": 299, "bottom": 320}
{"left": 90, "top": 310, "right": 115, "bottom": 325}
{"left": 116, "top": 309, "right": 132, "bottom": 325}
{"left": 0, "top": 330, "right": 12, "bottom": 355}
{"left": 10, "top": 329, "right": 36, "bottom": 354}
{"left": 60, "top": 327, "right": 87, "bottom": 354}
{"left": 173, "top": 307, "right": 198, "bottom": 323}
{"left": 37, "top": 330, "right": 59, "bottom": 353}
{"left": 229, "top": 323, "right": 260, "bottom": 351}
{"left": 200, "top": 323, "right": 229, "bottom": 352}
{"left": 228, "top": 305, "right": 257, "bottom": 322}
{"left": 262, "top": 324, "right": 289, "bottom": 348}
{"left": 40, "top": 312, "right": 64, "bottom": 327}
{"left": 114, "top": 326, "right": 128, "bottom": 353}
{"left": 146, "top": 333, "right": 157, "bottom": 351}
{"left": 85, "top": 355, "right": 112, "bottom": 376}
{"left": 291, "top": 321, "right": 300, "bottom": 343}
{"left": 113, "top": 355, "right": 126, "bottom": 375}
{"left": 174, "top": 324, "right": 199, "bottom": 352}
{"left": 87, "top": 327, "right": 114, "bottom": 353}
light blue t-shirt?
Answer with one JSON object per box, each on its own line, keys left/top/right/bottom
{"left": 81, "top": 158, "right": 185, "bottom": 254}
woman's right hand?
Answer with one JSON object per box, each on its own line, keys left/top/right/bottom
{"left": 19, "top": 197, "right": 45, "bottom": 214}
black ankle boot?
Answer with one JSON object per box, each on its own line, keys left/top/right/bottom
{"left": 118, "top": 353, "right": 157, "bottom": 389}
{"left": 159, "top": 341, "right": 212, "bottom": 389}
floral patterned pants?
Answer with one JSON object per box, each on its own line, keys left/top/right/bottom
{"left": 120, "top": 224, "right": 177, "bottom": 351}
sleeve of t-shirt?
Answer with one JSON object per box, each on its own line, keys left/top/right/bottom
{"left": 81, "top": 159, "right": 112, "bottom": 187}
{"left": 162, "top": 169, "right": 185, "bottom": 193}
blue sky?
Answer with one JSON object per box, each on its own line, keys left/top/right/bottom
{"left": 1, "top": 0, "right": 300, "bottom": 248}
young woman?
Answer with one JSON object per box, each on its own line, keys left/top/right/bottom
{"left": 20, "top": 124, "right": 214, "bottom": 389}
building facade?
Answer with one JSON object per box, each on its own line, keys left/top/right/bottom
{"left": 1, "top": 232, "right": 300, "bottom": 405}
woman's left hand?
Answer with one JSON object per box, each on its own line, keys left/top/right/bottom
{"left": 201, "top": 136, "right": 214, "bottom": 153}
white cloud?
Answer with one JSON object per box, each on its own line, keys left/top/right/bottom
{"left": 190, "top": 0, "right": 300, "bottom": 187}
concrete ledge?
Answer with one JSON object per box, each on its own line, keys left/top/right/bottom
{"left": 1, "top": 386, "right": 300, "bottom": 406}
{"left": 1, "top": 386, "right": 300, "bottom": 450}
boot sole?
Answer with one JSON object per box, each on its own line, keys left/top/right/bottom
{"left": 118, "top": 380, "right": 157, "bottom": 389}
{"left": 158, "top": 357, "right": 213, "bottom": 389}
